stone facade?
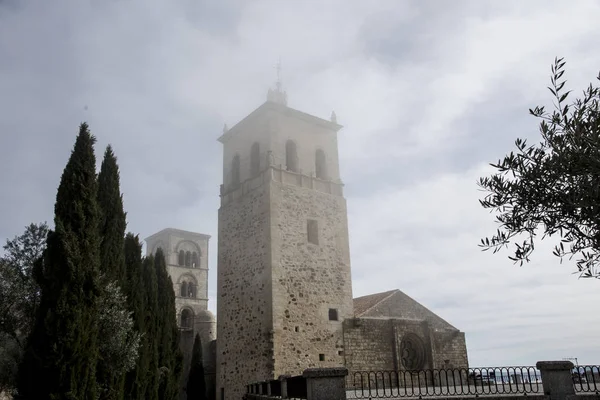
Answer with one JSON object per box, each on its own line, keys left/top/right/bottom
{"left": 216, "top": 94, "right": 353, "bottom": 400}
{"left": 145, "top": 228, "right": 216, "bottom": 400}
{"left": 344, "top": 290, "right": 468, "bottom": 376}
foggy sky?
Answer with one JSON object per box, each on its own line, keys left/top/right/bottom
{"left": 2, "top": 0, "right": 600, "bottom": 367}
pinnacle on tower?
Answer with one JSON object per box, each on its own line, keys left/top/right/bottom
{"left": 266, "top": 59, "right": 288, "bottom": 105}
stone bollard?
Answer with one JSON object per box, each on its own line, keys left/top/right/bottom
{"left": 537, "top": 361, "right": 575, "bottom": 400}
{"left": 279, "top": 375, "right": 291, "bottom": 399}
{"left": 303, "top": 367, "right": 348, "bottom": 400}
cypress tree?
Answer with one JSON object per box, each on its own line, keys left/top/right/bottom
{"left": 186, "top": 334, "right": 207, "bottom": 400}
{"left": 155, "top": 248, "right": 183, "bottom": 400}
{"left": 97, "top": 145, "right": 127, "bottom": 283}
{"left": 17, "top": 122, "right": 101, "bottom": 400}
{"left": 142, "top": 255, "right": 160, "bottom": 400}
{"left": 123, "top": 234, "right": 148, "bottom": 400}
{"left": 96, "top": 145, "right": 128, "bottom": 400}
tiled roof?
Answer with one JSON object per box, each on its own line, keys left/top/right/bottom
{"left": 353, "top": 289, "right": 398, "bottom": 317}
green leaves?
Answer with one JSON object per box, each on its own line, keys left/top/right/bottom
{"left": 478, "top": 58, "right": 600, "bottom": 279}
{"left": 18, "top": 123, "right": 102, "bottom": 399}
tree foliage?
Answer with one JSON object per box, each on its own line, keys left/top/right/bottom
{"left": 478, "top": 58, "right": 600, "bottom": 278}
{"left": 97, "top": 145, "right": 127, "bottom": 283}
{"left": 0, "top": 332, "right": 21, "bottom": 396}
{"left": 155, "top": 248, "right": 183, "bottom": 400}
{"left": 5, "top": 122, "right": 183, "bottom": 399}
{"left": 96, "top": 144, "right": 134, "bottom": 400}
{"left": 18, "top": 123, "right": 102, "bottom": 399}
{"left": 97, "top": 281, "right": 142, "bottom": 400}
{"left": 0, "top": 223, "right": 48, "bottom": 396}
{"left": 0, "top": 222, "right": 48, "bottom": 347}
{"left": 186, "top": 334, "right": 207, "bottom": 400}
{"left": 123, "top": 234, "right": 149, "bottom": 400}
{"left": 142, "top": 255, "right": 160, "bottom": 400}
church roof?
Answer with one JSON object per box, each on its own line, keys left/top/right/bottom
{"left": 353, "top": 289, "right": 459, "bottom": 331}
{"left": 218, "top": 101, "right": 342, "bottom": 143}
{"left": 144, "top": 227, "right": 211, "bottom": 242}
{"left": 353, "top": 289, "right": 398, "bottom": 316}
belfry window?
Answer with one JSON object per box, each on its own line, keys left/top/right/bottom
{"left": 185, "top": 251, "right": 191, "bottom": 267}
{"left": 232, "top": 154, "right": 241, "bottom": 186}
{"left": 180, "top": 281, "right": 188, "bottom": 297}
{"left": 315, "top": 149, "right": 327, "bottom": 179}
{"left": 286, "top": 140, "right": 298, "bottom": 172}
{"left": 191, "top": 251, "right": 199, "bottom": 268}
{"left": 188, "top": 282, "right": 197, "bottom": 298}
{"left": 181, "top": 309, "right": 193, "bottom": 329}
{"left": 178, "top": 250, "right": 185, "bottom": 266}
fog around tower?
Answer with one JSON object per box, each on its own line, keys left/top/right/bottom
{"left": 1, "top": 0, "right": 600, "bottom": 367}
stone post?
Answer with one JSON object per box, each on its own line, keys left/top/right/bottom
{"left": 303, "top": 367, "right": 348, "bottom": 400}
{"left": 536, "top": 361, "right": 575, "bottom": 400}
{"left": 279, "top": 375, "right": 290, "bottom": 399}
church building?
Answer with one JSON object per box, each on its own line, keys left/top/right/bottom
{"left": 146, "top": 79, "right": 468, "bottom": 400}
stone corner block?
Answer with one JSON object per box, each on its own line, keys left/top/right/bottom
{"left": 303, "top": 367, "right": 348, "bottom": 378}
{"left": 536, "top": 361, "right": 574, "bottom": 371}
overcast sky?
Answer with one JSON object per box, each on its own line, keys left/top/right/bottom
{"left": 2, "top": 0, "right": 600, "bottom": 367}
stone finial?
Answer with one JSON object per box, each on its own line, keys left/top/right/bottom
{"left": 330, "top": 111, "right": 337, "bottom": 124}
{"left": 267, "top": 150, "right": 275, "bottom": 166}
{"left": 223, "top": 123, "right": 229, "bottom": 134}
{"left": 267, "top": 88, "right": 288, "bottom": 106}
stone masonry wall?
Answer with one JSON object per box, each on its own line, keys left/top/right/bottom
{"left": 343, "top": 318, "right": 396, "bottom": 373}
{"left": 343, "top": 318, "right": 465, "bottom": 377}
{"left": 270, "top": 180, "right": 353, "bottom": 378}
{"left": 216, "top": 184, "right": 274, "bottom": 400}
{"left": 431, "top": 330, "right": 469, "bottom": 369}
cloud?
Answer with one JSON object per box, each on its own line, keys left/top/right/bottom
{"left": 2, "top": 0, "right": 600, "bottom": 367}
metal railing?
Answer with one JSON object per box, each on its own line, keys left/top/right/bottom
{"left": 347, "top": 367, "right": 542, "bottom": 398}
{"left": 573, "top": 365, "right": 600, "bottom": 393}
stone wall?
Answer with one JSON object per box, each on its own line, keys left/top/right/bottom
{"left": 216, "top": 184, "right": 274, "bottom": 400}
{"left": 343, "top": 318, "right": 397, "bottom": 373}
{"left": 343, "top": 317, "right": 468, "bottom": 379}
{"left": 431, "top": 330, "right": 468, "bottom": 370}
{"left": 270, "top": 179, "right": 353, "bottom": 378}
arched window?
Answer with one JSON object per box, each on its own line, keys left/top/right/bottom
{"left": 315, "top": 149, "right": 327, "bottom": 179}
{"left": 181, "top": 309, "right": 192, "bottom": 329}
{"left": 188, "top": 282, "right": 196, "bottom": 298}
{"left": 231, "top": 154, "right": 241, "bottom": 186}
{"left": 178, "top": 250, "right": 185, "bottom": 266}
{"left": 185, "top": 251, "right": 191, "bottom": 267}
{"left": 286, "top": 140, "right": 298, "bottom": 172}
{"left": 180, "top": 281, "right": 188, "bottom": 297}
{"left": 250, "top": 142, "right": 260, "bottom": 177}
{"left": 191, "top": 252, "right": 199, "bottom": 268}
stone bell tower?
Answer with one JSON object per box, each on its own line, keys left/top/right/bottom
{"left": 216, "top": 82, "right": 353, "bottom": 399}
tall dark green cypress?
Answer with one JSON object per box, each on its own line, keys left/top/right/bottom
{"left": 17, "top": 122, "right": 101, "bottom": 400}
{"left": 123, "top": 234, "right": 148, "bottom": 400}
{"left": 97, "top": 145, "right": 127, "bottom": 283}
{"left": 97, "top": 145, "right": 128, "bottom": 400}
{"left": 143, "top": 255, "right": 160, "bottom": 400}
{"left": 155, "top": 248, "right": 183, "bottom": 400}
{"left": 186, "top": 334, "right": 207, "bottom": 400}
